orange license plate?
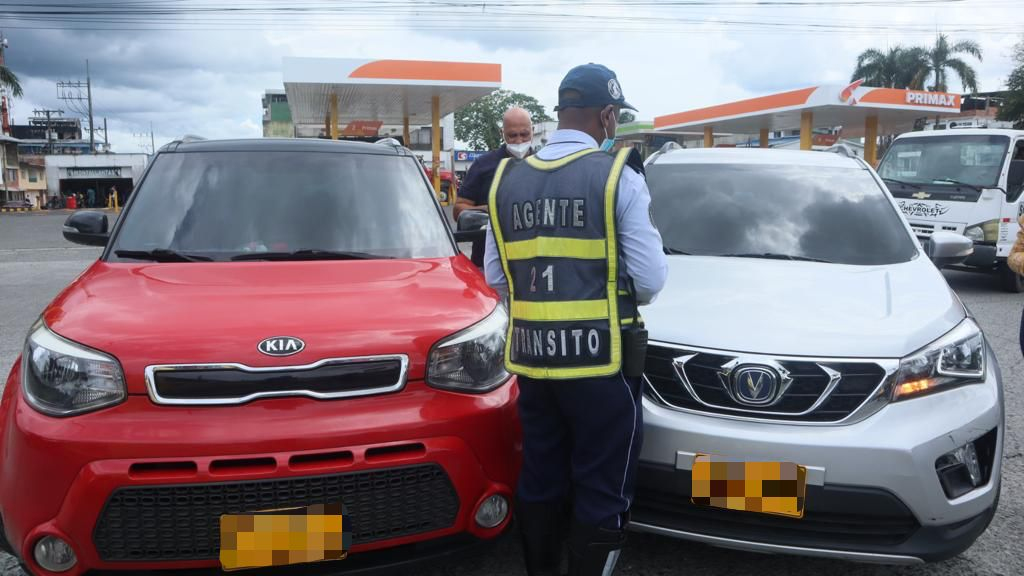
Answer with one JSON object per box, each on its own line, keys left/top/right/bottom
{"left": 219, "top": 503, "right": 349, "bottom": 571}
{"left": 691, "top": 454, "right": 807, "bottom": 519}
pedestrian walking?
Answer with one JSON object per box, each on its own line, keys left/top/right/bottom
{"left": 455, "top": 107, "right": 536, "bottom": 268}
{"left": 484, "top": 63, "right": 668, "bottom": 576}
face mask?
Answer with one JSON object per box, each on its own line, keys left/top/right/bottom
{"left": 507, "top": 142, "right": 532, "bottom": 159}
{"left": 599, "top": 112, "right": 616, "bottom": 152}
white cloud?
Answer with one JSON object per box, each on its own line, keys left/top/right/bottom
{"left": 3, "top": 2, "right": 1019, "bottom": 152}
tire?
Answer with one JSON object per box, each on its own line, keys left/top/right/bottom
{"left": 999, "top": 262, "right": 1024, "bottom": 293}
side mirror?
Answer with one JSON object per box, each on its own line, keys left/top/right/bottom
{"left": 62, "top": 211, "right": 110, "bottom": 247}
{"left": 454, "top": 210, "right": 489, "bottom": 243}
{"left": 925, "top": 231, "right": 973, "bottom": 269}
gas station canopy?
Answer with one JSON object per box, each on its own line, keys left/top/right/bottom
{"left": 282, "top": 57, "right": 501, "bottom": 201}
{"left": 654, "top": 82, "right": 963, "bottom": 164}
{"left": 282, "top": 57, "right": 501, "bottom": 126}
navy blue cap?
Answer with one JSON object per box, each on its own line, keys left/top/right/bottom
{"left": 555, "top": 63, "right": 636, "bottom": 112}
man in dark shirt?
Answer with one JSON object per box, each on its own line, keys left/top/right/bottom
{"left": 454, "top": 107, "right": 534, "bottom": 267}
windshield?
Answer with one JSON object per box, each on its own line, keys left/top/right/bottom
{"left": 109, "top": 150, "right": 455, "bottom": 261}
{"left": 647, "top": 163, "right": 918, "bottom": 266}
{"left": 878, "top": 135, "right": 1010, "bottom": 200}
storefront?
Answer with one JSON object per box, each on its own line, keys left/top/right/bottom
{"left": 45, "top": 154, "right": 148, "bottom": 208}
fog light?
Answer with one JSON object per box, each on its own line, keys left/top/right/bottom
{"left": 33, "top": 535, "right": 76, "bottom": 572}
{"left": 475, "top": 494, "right": 509, "bottom": 529}
{"left": 936, "top": 441, "right": 983, "bottom": 499}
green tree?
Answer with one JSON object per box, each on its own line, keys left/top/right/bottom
{"left": 0, "top": 50, "right": 22, "bottom": 98}
{"left": 618, "top": 110, "right": 636, "bottom": 124}
{"left": 922, "top": 33, "right": 983, "bottom": 93}
{"left": 997, "top": 36, "right": 1024, "bottom": 128}
{"left": 851, "top": 45, "right": 928, "bottom": 89}
{"left": 455, "top": 89, "right": 552, "bottom": 151}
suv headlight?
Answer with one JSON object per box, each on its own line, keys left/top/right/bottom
{"left": 427, "top": 306, "right": 510, "bottom": 393}
{"left": 892, "top": 319, "right": 985, "bottom": 400}
{"left": 22, "top": 321, "right": 126, "bottom": 416}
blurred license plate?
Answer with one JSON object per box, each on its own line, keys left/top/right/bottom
{"left": 691, "top": 454, "right": 807, "bottom": 519}
{"left": 219, "top": 503, "right": 349, "bottom": 571}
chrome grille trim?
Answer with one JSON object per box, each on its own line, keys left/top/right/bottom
{"left": 645, "top": 341, "right": 899, "bottom": 425}
{"left": 144, "top": 355, "right": 409, "bottom": 406}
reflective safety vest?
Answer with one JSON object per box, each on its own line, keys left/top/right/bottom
{"left": 488, "top": 147, "right": 638, "bottom": 380}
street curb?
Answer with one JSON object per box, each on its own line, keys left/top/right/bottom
{"left": 0, "top": 207, "right": 33, "bottom": 213}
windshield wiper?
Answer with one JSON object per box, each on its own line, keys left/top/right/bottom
{"left": 663, "top": 246, "right": 691, "bottom": 255}
{"left": 114, "top": 249, "right": 213, "bottom": 262}
{"left": 882, "top": 177, "right": 921, "bottom": 190}
{"left": 931, "top": 178, "right": 984, "bottom": 193}
{"left": 721, "top": 252, "right": 833, "bottom": 263}
{"left": 230, "top": 249, "right": 391, "bottom": 261}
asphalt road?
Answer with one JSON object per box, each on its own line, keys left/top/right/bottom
{"left": 1, "top": 211, "right": 1021, "bottom": 576}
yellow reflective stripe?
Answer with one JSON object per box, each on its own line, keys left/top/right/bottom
{"left": 488, "top": 158, "right": 517, "bottom": 366}
{"left": 511, "top": 299, "right": 608, "bottom": 321}
{"left": 604, "top": 148, "right": 631, "bottom": 372}
{"left": 504, "top": 237, "right": 606, "bottom": 261}
{"left": 525, "top": 148, "right": 599, "bottom": 171}
{"left": 505, "top": 361, "right": 621, "bottom": 380}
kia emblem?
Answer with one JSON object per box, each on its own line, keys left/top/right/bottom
{"left": 258, "top": 336, "right": 305, "bottom": 357}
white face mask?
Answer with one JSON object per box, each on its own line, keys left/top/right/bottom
{"left": 507, "top": 141, "right": 532, "bottom": 159}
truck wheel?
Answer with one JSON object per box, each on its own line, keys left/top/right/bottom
{"left": 999, "top": 262, "right": 1024, "bottom": 293}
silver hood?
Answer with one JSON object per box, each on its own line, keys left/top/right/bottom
{"left": 643, "top": 255, "right": 966, "bottom": 358}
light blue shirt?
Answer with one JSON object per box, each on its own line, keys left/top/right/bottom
{"left": 484, "top": 129, "right": 668, "bottom": 304}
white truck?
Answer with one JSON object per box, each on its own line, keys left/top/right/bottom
{"left": 877, "top": 128, "right": 1024, "bottom": 292}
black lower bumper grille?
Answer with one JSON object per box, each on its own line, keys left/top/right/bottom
{"left": 632, "top": 464, "right": 920, "bottom": 549}
{"left": 93, "top": 464, "right": 460, "bottom": 562}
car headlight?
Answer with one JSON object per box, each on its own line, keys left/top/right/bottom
{"left": 22, "top": 321, "right": 126, "bottom": 416}
{"left": 892, "top": 319, "right": 985, "bottom": 400}
{"left": 426, "top": 306, "right": 510, "bottom": 393}
{"left": 964, "top": 219, "right": 999, "bottom": 243}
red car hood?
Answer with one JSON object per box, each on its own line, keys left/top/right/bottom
{"left": 43, "top": 257, "right": 498, "bottom": 394}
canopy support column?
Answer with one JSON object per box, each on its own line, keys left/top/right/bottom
{"left": 431, "top": 95, "right": 441, "bottom": 195}
{"left": 800, "top": 111, "right": 813, "bottom": 151}
{"left": 703, "top": 126, "right": 713, "bottom": 148}
{"left": 760, "top": 128, "right": 770, "bottom": 149}
{"left": 864, "top": 115, "right": 879, "bottom": 166}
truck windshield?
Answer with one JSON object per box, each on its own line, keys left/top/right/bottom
{"left": 647, "top": 163, "right": 918, "bottom": 266}
{"left": 878, "top": 134, "right": 1010, "bottom": 197}
{"left": 109, "top": 150, "right": 455, "bottom": 261}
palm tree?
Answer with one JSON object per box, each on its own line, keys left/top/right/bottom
{"left": 922, "top": 33, "right": 983, "bottom": 93}
{"left": 0, "top": 45, "right": 22, "bottom": 98}
{"left": 0, "top": 66, "right": 22, "bottom": 98}
{"left": 851, "top": 46, "right": 928, "bottom": 89}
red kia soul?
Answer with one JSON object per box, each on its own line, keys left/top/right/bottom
{"left": 0, "top": 138, "right": 519, "bottom": 575}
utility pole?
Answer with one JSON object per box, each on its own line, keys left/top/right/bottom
{"left": 86, "top": 59, "right": 94, "bottom": 154}
{"left": 150, "top": 121, "right": 155, "bottom": 154}
{"left": 57, "top": 61, "right": 102, "bottom": 152}
{"left": 33, "top": 108, "right": 64, "bottom": 155}
{"left": 104, "top": 117, "right": 109, "bottom": 151}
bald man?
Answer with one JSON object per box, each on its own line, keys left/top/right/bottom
{"left": 455, "top": 107, "right": 534, "bottom": 267}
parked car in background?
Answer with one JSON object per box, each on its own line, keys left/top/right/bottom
{"left": 2, "top": 199, "right": 33, "bottom": 209}
{"left": 631, "top": 147, "right": 1003, "bottom": 565}
{"left": 0, "top": 137, "right": 519, "bottom": 576}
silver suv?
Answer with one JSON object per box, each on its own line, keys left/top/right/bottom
{"left": 630, "top": 147, "right": 1003, "bottom": 564}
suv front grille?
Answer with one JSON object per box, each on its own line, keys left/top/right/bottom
{"left": 645, "top": 344, "right": 891, "bottom": 423}
{"left": 93, "top": 464, "right": 459, "bottom": 562}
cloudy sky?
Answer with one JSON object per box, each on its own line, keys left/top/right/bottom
{"left": 1, "top": 0, "right": 1020, "bottom": 153}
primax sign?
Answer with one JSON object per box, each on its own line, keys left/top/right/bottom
{"left": 905, "top": 91, "right": 959, "bottom": 109}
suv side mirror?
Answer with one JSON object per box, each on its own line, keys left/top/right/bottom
{"left": 454, "top": 210, "right": 489, "bottom": 243}
{"left": 925, "top": 231, "right": 973, "bottom": 269}
{"left": 63, "top": 211, "right": 110, "bottom": 247}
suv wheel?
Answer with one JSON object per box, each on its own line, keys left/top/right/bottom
{"left": 999, "top": 262, "right": 1024, "bottom": 293}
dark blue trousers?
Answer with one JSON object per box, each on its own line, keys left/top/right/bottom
{"left": 516, "top": 372, "right": 644, "bottom": 530}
